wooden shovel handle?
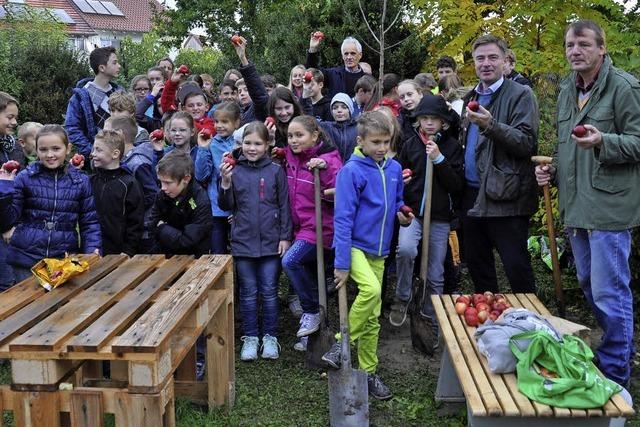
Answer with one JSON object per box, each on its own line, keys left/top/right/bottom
{"left": 531, "top": 155, "right": 553, "bottom": 165}
{"left": 314, "top": 169, "right": 327, "bottom": 317}
{"left": 324, "top": 188, "right": 335, "bottom": 196}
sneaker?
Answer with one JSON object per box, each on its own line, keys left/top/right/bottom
{"left": 196, "top": 357, "right": 206, "bottom": 381}
{"left": 322, "top": 342, "right": 342, "bottom": 369}
{"left": 261, "top": 334, "right": 280, "bottom": 360}
{"left": 240, "top": 336, "right": 259, "bottom": 361}
{"left": 287, "top": 294, "right": 303, "bottom": 319}
{"left": 297, "top": 312, "right": 321, "bottom": 337}
{"left": 367, "top": 373, "right": 393, "bottom": 400}
{"left": 293, "top": 336, "right": 308, "bottom": 352}
{"left": 389, "top": 299, "right": 410, "bottom": 327}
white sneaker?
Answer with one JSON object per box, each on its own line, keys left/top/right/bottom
{"left": 296, "top": 312, "right": 321, "bottom": 337}
{"left": 240, "top": 336, "right": 259, "bottom": 361}
{"left": 288, "top": 294, "right": 303, "bottom": 318}
{"left": 294, "top": 336, "right": 308, "bottom": 352}
{"left": 261, "top": 335, "right": 280, "bottom": 360}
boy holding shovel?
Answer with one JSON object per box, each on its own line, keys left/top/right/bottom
{"left": 323, "top": 110, "right": 413, "bottom": 400}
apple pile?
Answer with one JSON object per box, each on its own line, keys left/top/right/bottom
{"left": 454, "top": 292, "right": 511, "bottom": 327}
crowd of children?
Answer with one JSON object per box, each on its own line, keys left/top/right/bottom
{"left": 0, "top": 31, "right": 527, "bottom": 401}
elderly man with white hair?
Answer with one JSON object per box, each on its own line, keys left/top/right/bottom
{"left": 305, "top": 34, "right": 366, "bottom": 98}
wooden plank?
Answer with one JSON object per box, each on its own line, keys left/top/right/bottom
{"left": 0, "top": 254, "right": 100, "bottom": 321}
{"left": 609, "top": 392, "right": 635, "bottom": 417}
{"left": 431, "top": 295, "right": 486, "bottom": 417}
{"left": 444, "top": 295, "right": 520, "bottom": 417}
{"left": 112, "top": 256, "right": 231, "bottom": 353}
{"left": 9, "top": 255, "right": 162, "bottom": 352}
{"left": 207, "top": 296, "right": 234, "bottom": 408}
{"left": 14, "top": 390, "right": 61, "bottom": 427}
{"left": 505, "top": 294, "right": 554, "bottom": 417}
{"left": 441, "top": 297, "right": 503, "bottom": 416}
{"left": 113, "top": 379, "right": 173, "bottom": 427}
{"left": 174, "top": 380, "right": 207, "bottom": 406}
{"left": 0, "top": 255, "right": 126, "bottom": 348}
{"left": 522, "top": 293, "right": 553, "bottom": 316}
{"left": 11, "top": 359, "right": 82, "bottom": 388}
{"left": 66, "top": 256, "right": 193, "bottom": 352}
{"left": 70, "top": 390, "right": 103, "bottom": 427}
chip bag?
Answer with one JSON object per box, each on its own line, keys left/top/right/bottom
{"left": 31, "top": 254, "right": 90, "bottom": 291}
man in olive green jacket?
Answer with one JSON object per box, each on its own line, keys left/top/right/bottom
{"left": 536, "top": 20, "right": 640, "bottom": 388}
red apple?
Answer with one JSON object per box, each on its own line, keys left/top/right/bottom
{"left": 456, "top": 295, "right": 471, "bottom": 306}
{"left": 494, "top": 302, "right": 507, "bottom": 313}
{"left": 490, "top": 310, "right": 501, "bottom": 318}
{"left": 483, "top": 291, "right": 494, "bottom": 304}
{"left": 489, "top": 313, "right": 498, "bottom": 322}
{"left": 399, "top": 205, "right": 413, "bottom": 216}
{"left": 402, "top": 168, "right": 412, "bottom": 178}
{"left": 177, "top": 65, "right": 189, "bottom": 75}
{"left": 150, "top": 129, "right": 164, "bottom": 140}
{"left": 464, "top": 306, "right": 477, "bottom": 316}
{"left": 200, "top": 129, "right": 213, "bottom": 140}
{"left": 313, "top": 31, "right": 325, "bottom": 40}
{"left": 472, "top": 294, "right": 487, "bottom": 307}
{"left": 265, "top": 116, "right": 276, "bottom": 127}
{"left": 572, "top": 125, "right": 587, "bottom": 138}
{"left": 223, "top": 154, "right": 236, "bottom": 167}
{"left": 464, "top": 312, "right": 479, "bottom": 327}
{"left": 477, "top": 310, "right": 488, "bottom": 324}
{"left": 272, "top": 147, "right": 286, "bottom": 159}
{"left": 475, "top": 302, "right": 489, "bottom": 312}
{"left": 230, "top": 35, "right": 241, "bottom": 45}
{"left": 1, "top": 160, "right": 20, "bottom": 173}
{"left": 467, "top": 100, "right": 480, "bottom": 112}
{"left": 71, "top": 154, "right": 84, "bottom": 166}
{"left": 304, "top": 71, "right": 313, "bottom": 82}
{"left": 455, "top": 302, "right": 467, "bottom": 315}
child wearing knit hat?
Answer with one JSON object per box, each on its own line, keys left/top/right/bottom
{"left": 320, "top": 93, "right": 358, "bottom": 162}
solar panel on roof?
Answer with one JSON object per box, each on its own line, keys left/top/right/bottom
{"left": 51, "top": 8, "right": 75, "bottom": 24}
{"left": 72, "top": 0, "right": 95, "bottom": 14}
{"left": 101, "top": 1, "right": 124, "bottom": 16}
{"left": 87, "top": 0, "right": 109, "bottom": 14}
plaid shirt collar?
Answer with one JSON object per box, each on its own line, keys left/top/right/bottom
{"left": 576, "top": 58, "right": 604, "bottom": 93}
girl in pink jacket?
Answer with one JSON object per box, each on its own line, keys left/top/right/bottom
{"left": 281, "top": 115, "right": 343, "bottom": 350}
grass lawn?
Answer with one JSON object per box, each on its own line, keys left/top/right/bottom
{"left": 0, "top": 254, "right": 638, "bottom": 426}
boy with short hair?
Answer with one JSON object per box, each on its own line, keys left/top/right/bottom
{"left": 108, "top": 92, "right": 150, "bottom": 146}
{"left": 160, "top": 72, "right": 216, "bottom": 136}
{"left": 135, "top": 66, "right": 165, "bottom": 133}
{"left": 89, "top": 130, "right": 145, "bottom": 255}
{"left": 320, "top": 93, "right": 358, "bottom": 161}
{"left": 207, "top": 79, "right": 239, "bottom": 119}
{"left": 65, "top": 46, "right": 123, "bottom": 159}
{"left": 436, "top": 55, "right": 457, "bottom": 79}
{"left": 16, "top": 122, "right": 42, "bottom": 165}
{"left": 323, "top": 110, "right": 413, "bottom": 401}
{"left": 303, "top": 68, "right": 332, "bottom": 122}
{"left": 150, "top": 150, "right": 212, "bottom": 256}
{"left": 104, "top": 116, "right": 158, "bottom": 252}
{"left": 352, "top": 75, "right": 376, "bottom": 119}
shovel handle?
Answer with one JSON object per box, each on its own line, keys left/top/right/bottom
{"left": 324, "top": 188, "right": 335, "bottom": 197}
{"left": 314, "top": 169, "right": 327, "bottom": 317}
{"left": 419, "top": 159, "right": 434, "bottom": 283}
{"left": 338, "top": 282, "right": 352, "bottom": 368}
{"left": 531, "top": 155, "right": 553, "bottom": 165}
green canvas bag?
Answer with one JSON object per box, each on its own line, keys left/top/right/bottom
{"left": 509, "top": 330, "right": 621, "bottom": 408}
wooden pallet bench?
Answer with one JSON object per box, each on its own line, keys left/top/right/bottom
{"left": 432, "top": 293, "right": 635, "bottom": 427}
{"left": 0, "top": 254, "right": 235, "bottom": 427}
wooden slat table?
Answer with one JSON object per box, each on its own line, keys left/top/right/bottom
{"left": 0, "top": 254, "right": 235, "bottom": 427}
{"left": 432, "top": 293, "right": 635, "bottom": 427}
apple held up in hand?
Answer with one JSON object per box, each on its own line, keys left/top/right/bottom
{"left": 265, "top": 116, "right": 276, "bottom": 127}
{"left": 150, "top": 129, "right": 164, "bottom": 140}
{"left": 1, "top": 160, "right": 20, "bottom": 173}
{"left": 304, "top": 71, "right": 313, "bottom": 83}
{"left": 223, "top": 153, "right": 236, "bottom": 167}
{"left": 177, "top": 65, "right": 189, "bottom": 75}
{"left": 71, "top": 154, "right": 84, "bottom": 166}
{"left": 467, "top": 100, "right": 479, "bottom": 112}
{"left": 402, "top": 168, "right": 412, "bottom": 179}
{"left": 231, "top": 35, "right": 242, "bottom": 45}
{"left": 399, "top": 205, "right": 413, "bottom": 217}
{"left": 200, "top": 129, "right": 213, "bottom": 140}
{"left": 572, "top": 125, "right": 587, "bottom": 137}
{"left": 272, "top": 147, "right": 286, "bottom": 159}
{"left": 313, "top": 31, "right": 325, "bottom": 40}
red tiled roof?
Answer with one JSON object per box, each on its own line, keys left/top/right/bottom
{"left": 1, "top": 0, "right": 95, "bottom": 35}
{"left": 73, "top": 0, "right": 163, "bottom": 33}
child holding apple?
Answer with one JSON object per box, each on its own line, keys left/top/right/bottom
{"left": 389, "top": 95, "right": 464, "bottom": 350}
{"left": 195, "top": 102, "right": 242, "bottom": 254}
{"left": 218, "top": 121, "right": 292, "bottom": 361}
{"left": 303, "top": 68, "right": 332, "bottom": 122}
{"left": 323, "top": 110, "right": 412, "bottom": 401}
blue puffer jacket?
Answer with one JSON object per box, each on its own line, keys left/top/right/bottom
{"left": 195, "top": 134, "right": 235, "bottom": 217}
{"left": 64, "top": 77, "right": 123, "bottom": 158}
{"left": 5, "top": 162, "right": 102, "bottom": 268}
{"left": 333, "top": 146, "right": 405, "bottom": 271}
{"left": 320, "top": 119, "right": 358, "bottom": 162}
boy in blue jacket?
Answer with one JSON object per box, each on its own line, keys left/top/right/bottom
{"left": 323, "top": 110, "right": 413, "bottom": 401}
{"left": 320, "top": 92, "right": 358, "bottom": 162}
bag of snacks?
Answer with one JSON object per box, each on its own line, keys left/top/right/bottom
{"left": 31, "top": 254, "right": 89, "bottom": 291}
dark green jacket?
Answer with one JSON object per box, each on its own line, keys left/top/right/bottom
{"left": 460, "top": 78, "right": 539, "bottom": 217}
{"left": 555, "top": 56, "right": 640, "bottom": 230}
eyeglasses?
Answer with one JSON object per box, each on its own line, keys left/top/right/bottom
{"left": 134, "top": 87, "right": 150, "bottom": 92}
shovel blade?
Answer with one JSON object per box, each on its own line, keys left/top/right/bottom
{"left": 305, "top": 328, "right": 335, "bottom": 370}
{"left": 328, "top": 368, "right": 369, "bottom": 427}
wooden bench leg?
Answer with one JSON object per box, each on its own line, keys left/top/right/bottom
{"left": 70, "top": 390, "right": 104, "bottom": 427}
{"left": 206, "top": 296, "right": 235, "bottom": 410}
{"left": 14, "top": 391, "right": 61, "bottom": 427}
{"left": 435, "top": 347, "right": 464, "bottom": 403}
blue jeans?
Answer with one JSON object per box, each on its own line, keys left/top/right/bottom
{"left": 0, "top": 240, "right": 15, "bottom": 291}
{"left": 282, "top": 240, "right": 319, "bottom": 314}
{"left": 211, "top": 217, "right": 230, "bottom": 254}
{"left": 568, "top": 228, "right": 633, "bottom": 386}
{"left": 235, "top": 255, "right": 280, "bottom": 337}
{"left": 12, "top": 265, "right": 32, "bottom": 284}
{"left": 395, "top": 219, "right": 450, "bottom": 319}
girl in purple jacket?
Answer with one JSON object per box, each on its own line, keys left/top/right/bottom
{"left": 281, "top": 115, "right": 343, "bottom": 351}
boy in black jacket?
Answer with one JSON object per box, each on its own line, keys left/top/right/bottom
{"left": 390, "top": 95, "right": 464, "bottom": 350}
{"left": 150, "top": 150, "right": 212, "bottom": 256}
{"left": 90, "top": 130, "right": 145, "bottom": 256}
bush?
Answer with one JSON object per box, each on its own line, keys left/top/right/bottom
{"left": 0, "top": 10, "right": 90, "bottom": 124}
{"left": 118, "top": 32, "right": 169, "bottom": 85}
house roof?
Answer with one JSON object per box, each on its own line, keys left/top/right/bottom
{"left": 0, "top": 0, "right": 95, "bottom": 35}
{"left": 71, "top": 0, "right": 162, "bottom": 34}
